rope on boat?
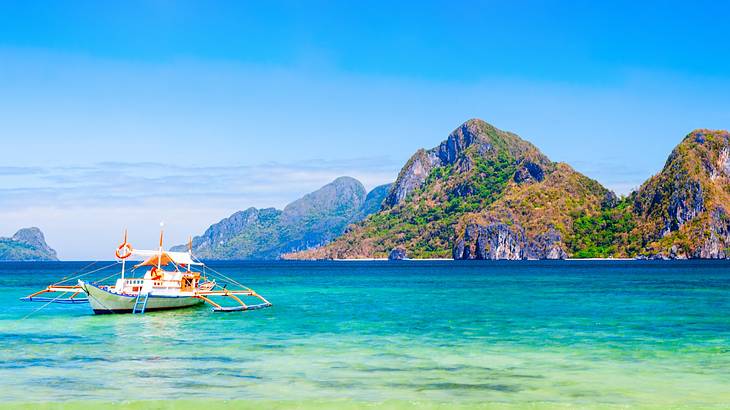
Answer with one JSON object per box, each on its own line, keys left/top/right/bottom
{"left": 187, "top": 257, "right": 273, "bottom": 311}
{"left": 53, "top": 262, "right": 118, "bottom": 286}
{"left": 192, "top": 256, "right": 253, "bottom": 292}
{"left": 22, "top": 262, "right": 119, "bottom": 317}
{"left": 91, "top": 269, "right": 122, "bottom": 285}
{"left": 52, "top": 260, "right": 98, "bottom": 285}
{"left": 22, "top": 291, "right": 70, "bottom": 320}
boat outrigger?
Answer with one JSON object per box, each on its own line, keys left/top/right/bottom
{"left": 22, "top": 228, "right": 272, "bottom": 314}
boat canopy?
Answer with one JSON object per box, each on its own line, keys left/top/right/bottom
{"left": 131, "top": 249, "right": 203, "bottom": 267}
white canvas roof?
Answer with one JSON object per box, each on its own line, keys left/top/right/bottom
{"left": 130, "top": 249, "right": 204, "bottom": 266}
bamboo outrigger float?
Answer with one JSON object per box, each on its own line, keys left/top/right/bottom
{"left": 22, "top": 227, "right": 272, "bottom": 314}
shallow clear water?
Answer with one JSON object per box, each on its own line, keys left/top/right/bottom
{"left": 1, "top": 260, "right": 729, "bottom": 408}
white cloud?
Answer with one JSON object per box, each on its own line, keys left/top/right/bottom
{"left": 0, "top": 158, "right": 398, "bottom": 259}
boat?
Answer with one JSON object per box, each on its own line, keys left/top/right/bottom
{"left": 21, "top": 228, "right": 272, "bottom": 314}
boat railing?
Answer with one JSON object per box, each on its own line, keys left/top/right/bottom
{"left": 123, "top": 278, "right": 183, "bottom": 285}
{"left": 124, "top": 279, "right": 145, "bottom": 286}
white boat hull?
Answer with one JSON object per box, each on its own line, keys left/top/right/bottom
{"left": 80, "top": 281, "right": 203, "bottom": 314}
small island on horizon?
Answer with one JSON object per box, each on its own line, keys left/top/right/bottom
{"left": 0, "top": 227, "right": 58, "bottom": 261}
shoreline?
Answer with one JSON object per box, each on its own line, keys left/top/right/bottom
{"left": 324, "top": 257, "right": 686, "bottom": 262}
{"left": 332, "top": 258, "right": 453, "bottom": 261}
{"left": 566, "top": 257, "right": 635, "bottom": 261}
{"left": 331, "top": 258, "right": 637, "bottom": 261}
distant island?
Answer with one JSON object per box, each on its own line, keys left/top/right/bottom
{"left": 285, "top": 119, "right": 729, "bottom": 260}
{"left": 171, "top": 177, "right": 391, "bottom": 259}
{"left": 0, "top": 227, "right": 58, "bottom": 261}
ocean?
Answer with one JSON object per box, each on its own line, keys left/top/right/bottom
{"left": 1, "top": 260, "right": 729, "bottom": 409}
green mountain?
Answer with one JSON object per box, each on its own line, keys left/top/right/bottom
{"left": 171, "top": 177, "right": 391, "bottom": 259}
{"left": 359, "top": 183, "right": 393, "bottom": 217}
{"left": 0, "top": 227, "right": 59, "bottom": 261}
{"left": 628, "top": 129, "right": 729, "bottom": 258}
{"left": 288, "top": 120, "right": 729, "bottom": 260}
{"left": 289, "top": 119, "right": 612, "bottom": 259}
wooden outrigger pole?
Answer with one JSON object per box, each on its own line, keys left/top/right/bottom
{"left": 22, "top": 285, "right": 89, "bottom": 304}
{"left": 20, "top": 261, "right": 119, "bottom": 304}
{"left": 183, "top": 234, "right": 272, "bottom": 312}
{"left": 194, "top": 288, "right": 272, "bottom": 312}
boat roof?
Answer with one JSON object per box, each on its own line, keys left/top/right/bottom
{"left": 131, "top": 249, "right": 203, "bottom": 267}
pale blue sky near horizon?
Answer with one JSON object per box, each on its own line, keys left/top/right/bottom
{"left": 1, "top": 1, "right": 729, "bottom": 259}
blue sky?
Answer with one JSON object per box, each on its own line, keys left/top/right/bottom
{"left": 1, "top": 1, "right": 729, "bottom": 259}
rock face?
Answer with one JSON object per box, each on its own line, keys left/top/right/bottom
{"left": 288, "top": 122, "right": 729, "bottom": 260}
{"left": 174, "top": 207, "right": 282, "bottom": 259}
{"left": 359, "top": 183, "right": 392, "bottom": 217}
{"left": 630, "top": 129, "right": 730, "bottom": 259}
{"left": 513, "top": 161, "right": 545, "bottom": 184}
{"left": 289, "top": 119, "right": 605, "bottom": 260}
{"left": 277, "top": 177, "right": 370, "bottom": 253}
{"left": 453, "top": 224, "right": 567, "bottom": 260}
{"left": 383, "top": 149, "right": 440, "bottom": 208}
{"left": 388, "top": 247, "right": 407, "bottom": 260}
{"left": 695, "top": 208, "right": 730, "bottom": 259}
{"left": 383, "top": 120, "right": 550, "bottom": 209}
{"left": 0, "top": 227, "right": 59, "bottom": 261}
{"left": 173, "top": 177, "right": 390, "bottom": 259}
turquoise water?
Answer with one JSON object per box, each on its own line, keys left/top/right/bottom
{"left": 1, "top": 260, "right": 730, "bottom": 408}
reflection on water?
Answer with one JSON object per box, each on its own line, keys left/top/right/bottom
{"left": 1, "top": 260, "right": 730, "bottom": 407}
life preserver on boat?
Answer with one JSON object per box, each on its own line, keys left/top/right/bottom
{"left": 150, "top": 267, "right": 163, "bottom": 280}
{"left": 115, "top": 242, "right": 133, "bottom": 259}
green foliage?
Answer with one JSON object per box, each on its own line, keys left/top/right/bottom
{"left": 426, "top": 164, "right": 453, "bottom": 183}
{"left": 470, "top": 152, "right": 517, "bottom": 202}
{"left": 299, "top": 125, "right": 730, "bottom": 260}
{"left": 353, "top": 149, "right": 519, "bottom": 258}
{"left": 567, "top": 199, "right": 639, "bottom": 258}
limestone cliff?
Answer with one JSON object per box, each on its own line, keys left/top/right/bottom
{"left": 630, "top": 130, "right": 730, "bottom": 259}
{"left": 288, "top": 119, "right": 608, "bottom": 260}
{"left": 278, "top": 122, "right": 730, "bottom": 261}
{"left": 0, "top": 227, "right": 59, "bottom": 261}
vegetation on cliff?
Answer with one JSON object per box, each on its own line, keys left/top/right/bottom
{"left": 288, "top": 120, "right": 730, "bottom": 260}
{"left": 289, "top": 119, "right": 611, "bottom": 259}
{"left": 627, "top": 129, "right": 730, "bottom": 258}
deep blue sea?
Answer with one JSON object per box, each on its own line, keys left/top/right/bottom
{"left": 1, "top": 260, "right": 729, "bottom": 409}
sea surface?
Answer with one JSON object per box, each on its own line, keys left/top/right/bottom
{"left": 1, "top": 260, "right": 729, "bottom": 409}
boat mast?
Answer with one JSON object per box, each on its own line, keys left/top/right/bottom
{"left": 188, "top": 236, "right": 193, "bottom": 273}
{"left": 157, "top": 222, "right": 164, "bottom": 271}
{"left": 121, "top": 229, "right": 127, "bottom": 281}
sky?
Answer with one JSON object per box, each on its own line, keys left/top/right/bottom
{"left": 1, "top": 1, "right": 729, "bottom": 259}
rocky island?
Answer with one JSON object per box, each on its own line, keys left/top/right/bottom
{"left": 171, "top": 177, "right": 391, "bottom": 259}
{"left": 287, "top": 119, "right": 730, "bottom": 260}
{"left": 0, "top": 227, "right": 59, "bottom": 261}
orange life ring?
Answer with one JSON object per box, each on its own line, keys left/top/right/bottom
{"left": 150, "top": 266, "right": 162, "bottom": 280}
{"left": 115, "top": 242, "right": 133, "bottom": 259}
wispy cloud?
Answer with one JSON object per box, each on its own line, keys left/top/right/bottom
{"left": 0, "top": 157, "right": 399, "bottom": 259}
{"left": 0, "top": 166, "right": 46, "bottom": 176}
{"left": 0, "top": 157, "right": 398, "bottom": 210}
